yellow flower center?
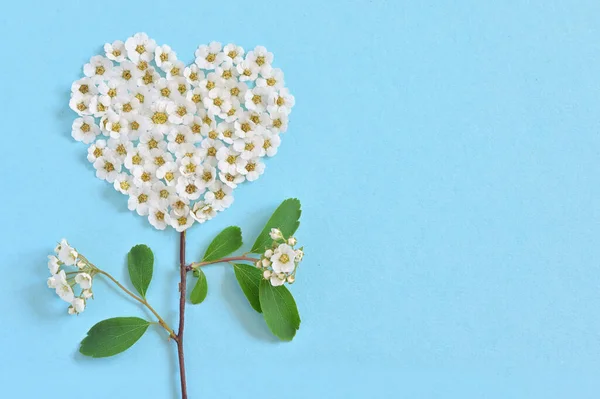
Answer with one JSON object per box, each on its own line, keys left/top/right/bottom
{"left": 276, "top": 96, "right": 285, "bottom": 106}
{"left": 104, "top": 162, "right": 115, "bottom": 172}
{"left": 263, "top": 139, "right": 271, "bottom": 149}
{"left": 213, "top": 97, "right": 223, "bottom": 106}
{"left": 208, "top": 130, "right": 218, "bottom": 139}
{"left": 191, "top": 94, "right": 201, "bottom": 103}
{"left": 79, "top": 85, "right": 89, "bottom": 94}
{"left": 116, "top": 144, "right": 127, "bottom": 155}
{"left": 137, "top": 61, "right": 148, "bottom": 71}
{"left": 222, "top": 70, "right": 232, "bottom": 79}
{"left": 186, "top": 163, "right": 196, "bottom": 173}
{"left": 189, "top": 72, "right": 198, "bottom": 81}
{"left": 255, "top": 56, "right": 265, "bottom": 66}
{"left": 191, "top": 123, "right": 201, "bottom": 133}
{"left": 132, "top": 154, "right": 142, "bottom": 165}
{"left": 206, "top": 53, "right": 216, "bottom": 63}
{"left": 148, "top": 138, "right": 159, "bottom": 149}
{"left": 228, "top": 50, "right": 238, "bottom": 59}
{"left": 135, "top": 45, "right": 145, "bottom": 54}
{"left": 244, "top": 143, "right": 255, "bottom": 151}
{"left": 141, "top": 172, "right": 151, "bottom": 182}
{"left": 252, "top": 95, "right": 262, "bottom": 104}
{"left": 207, "top": 147, "right": 217, "bottom": 156}
{"left": 93, "top": 147, "right": 103, "bottom": 158}
{"left": 160, "top": 189, "right": 169, "bottom": 199}
{"left": 202, "top": 171, "right": 213, "bottom": 182}
{"left": 107, "top": 88, "right": 117, "bottom": 98}
{"left": 206, "top": 81, "right": 215, "bottom": 90}
{"left": 154, "top": 156, "right": 165, "bottom": 166}
{"left": 214, "top": 189, "right": 225, "bottom": 200}
{"left": 241, "top": 123, "right": 251, "bottom": 133}
{"left": 226, "top": 155, "right": 236, "bottom": 164}
{"left": 142, "top": 71, "right": 154, "bottom": 85}
{"left": 279, "top": 254, "right": 290, "bottom": 263}
{"left": 155, "top": 211, "right": 165, "bottom": 221}
{"left": 95, "top": 66, "right": 105, "bottom": 75}
{"left": 81, "top": 123, "right": 90, "bottom": 133}
{"left": 113, "top": 49, "right": 121, "bottom": 57}
{"left": 223, "top": 130, "right": 232, "bottom": 138}
{"left": 266, "top": 77, "right": 276, "bottom": 86}
{"left": 77, "top": 102, "right": 87, "bottom": 111}
{"left": 243, "top": 69, "right": 251, "bottom": 76}
{"left": 123, "top": 103, "right": 133, "bottom": 112}
{"left": 177, "top": 106, "right": 187, "bottom": 117}
{"left": 178, "top": 216, "right": 187, "bottom": 226}
{"left": 171, "top": 67, "right": 180, "bottom": 76}
{"left": 120, "top": 181, "right": 130, "bottom": 191}
{"left": 175, "top": 133, "right": 185, "bottom": 144}
{"left": 161, "top": 88, "right": 171, "bottom": 97}
{"left": 122, "top": 70, "right": 132, "bottom": 80}
{"left": 178, "top": 84, "right": 186, "bottom": 94}
{"left": 230, "top": 87, "right": 240, "bottom": 97}
{"left": 97, "top": 102, "right": 106, "bottom": 112}
{"left": 165, "top": 172, "right": 174, "bottom": 182}
{"left": 135, "top": 93, "right": 145, "bottom": 103}
{"left": 185, "top": 184, "right": 197, "bottom": 194}
{"left": 273, "top": 119, "right": 282, "bottom": 128}
{"left": 152, "top": 112, "right": 168, "bottom": 124}
{"left": 138, "top": 193, "right": 148, "bottom": 203}
{"left": 250, "top": 114, "right": 260, "bottom": 124}
{"left": 246, "top": 162, "right": 256, "bottom": 172}
{"left": 202, "top": 116, "right": 212, "bottom": 125}
{"left": 160, "top": 52, "right": 169, "bottom": 62}
{"left": 131, "top": 121, "right": 140, "bottom": 130}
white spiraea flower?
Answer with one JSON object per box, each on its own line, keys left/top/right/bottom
{"left": 69, "top": 34, "right": 295, "bottom": 231}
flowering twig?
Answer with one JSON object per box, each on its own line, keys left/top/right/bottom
{"left": 187, "top": 255, "right": 259, "bottom": 272}
{"left": 176, "top": 231, "right": 188, "bottom": 399}
{"left": 96, "top": 269, "right": 177, "bottom": 340}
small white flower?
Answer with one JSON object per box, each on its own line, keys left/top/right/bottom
{"left": 124, "top": 113, "right": 151, "bottom": 140}
{"left": 256, "top": 68, "right": 284, "bottom": 90}
{"left": 234, "top": 112, "right": 260, "bottom": 138}
{"left": 217, "top": 122, "right": 235, "bottom": 144}
{"left": 56, "top": 280, "right": 75, "bottom": 303}
{"left": 267, "top": 88, "right": 295, "bottom": 115}
{"left": 125, "top": 32, "right": 157, "bottom": 63}
{"left": 104, "top": 40, "right": 126, "bottom": 62}
{"left": 199, "top": 138, "right": 223, "bottom": 166}
{"left": 89, "top": 95, "right": 111, "bottom": 118}
{"left": 246, "top": 46, "right": 274, "bottom": 75}
{"left": 167, "top": 126, "right": 194, "bottom": 153}
{"left": 93, "top": 153, "right": 122, "bottom": 183}
{"left": 178, "top": 155, "right": 202, "bottom": 176}
{"left": 71, "top": 78, "right": 98, "bottom": 97}
{"left": 104, "top": 110, "right": 129, "bottom": 139}
{"left": 204, "top": 181, "right": 234, "bottom": 210}
{"left": 268, "top": 110, "right": 289, "bottom": 133}
{"left": 233, "top": 135, "right": 264, "bottom": 160}
{"left": 245, "top": 86, "right": 272, "bottom": 113}
{"left": 155, "top": 77, "right": 181, "bottom": 101}
{"left": 270, "top": 243, "right": 296, "bottom": 274}
{"left": 155, "top": 44, "right": 177, "bottom": 69}
{"left": 83, "top": 55, "right": 113, "bottom": 82}
{"left": 166, "top": 61, "right": 186, "bottom": 80}
{"left": 167, "top": 99, "right": 195, "bottom": 125}
{"left": 260, "top": 130, "right": 282, "bottom": 157}
{"left": 69, "top": 298, "right": 86, "bottom": 315}
{"left": 47, "top": 269, "right": 66, "bottom": 289}
{"left": 72, "top": 116, "right": 100, "bottom": 144}
{"left": 127, "top": 186, "right": 156, "bottom": 216}
{"left": 295, "top": 249, "right": 304, "bottom": 262}
{"left": 223, "top": 79, "right": 247, "bottom": 102}
{"left": 129, "top": 85, "right": 158, "bottom": 108}
{"left": 176, "top": 176, "right": 204, "bottom": 200}
{"left": 152, "top": 181, "right": 177, "bottom": 207}
{"left": 48, "top": 255, "right": 60, "bottom": 274}
{"left": 108, "top": 137, "right": 134, "bottom": 161}
{"left": 156, "top": 161, "right": 180, "bottom": 186}
{"left": 170, "top": 210, "right": 194, "bottom": 232}
{"left": 145, "top": 148, "right": 174, "bottom": 173}
{"left": 69, "top": 93, "right": 92, "bottom": 116}
{"left": 236, "top": 59, "right": 259, "bottom": 82}
{"left": 195, "top": 41, "right": 224, "bottom": 69}
{"left": 148, "top": 206, "right": 171, "bottom": 230}
{"left": 131, "top": 165, "right": 157, "bottom": 188}
{"left": 223, "top": 44, "right": 245, "bottom": 65}
{"left": 204, "top": 87, "right": 231, "bottom": 117}
{"left": 87, "top": 139, "right": 107, "bottom": 163}
{"left": 57, "top": 239, "right": 78, "bottom": 266}
{"left": 191, "top": 201, "right": 218, "bottom": 224}
{"left": 113, "top": 60, "right": 141, "bottom": 85}
{"left": 184, "top": 64, "right": 204, "bottom": 87}
{"left": 81, "top": 289, "right": 93, "bottom": 299}
{"left": 113, "top": 97, "right": 142, "bottom": 115}
{"left": 218, "top": 170, "right": 245, "bottom": 189}
{"left": 216, "top": 146, "right": 240, "bottom": 174}
{"left": 137, "top": 66, "right": 160, "bottom": 87}
{"left": 139, "top": 130, "right": 167, "bottom": 153}
{"left": 235, "top": 157, "right": 265, "bottom": 181}
{"left": 198, "top": 72, "right": 225, "bottom": 98}
{"left": 170, "top": 196, "right": 191, "bottom": 216}
{"left": 75, "top": 273, "right": 93, "bottom": 289}
{"left": 215, "top": 60, "right": 239, "bottom": 81}
{"left": 124, "top": 147, "right": 147, "bottom": 170}
{"left": 114, "top": 172, "right": 134, "bottom": 195}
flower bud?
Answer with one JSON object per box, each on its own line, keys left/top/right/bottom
{"left": 295, "top": 249, "right": 304, "bottom": 262}
{"left": 269, "top": 228, "right": 283, "bottom": 241}
{"left": 264, "top": 249, "right": 273, "bottom": 258}
{"left": 262, "top": 258, "right": 271, "bottom": 267}
{"left": 263, "top": 270, "right": 272, "bottom": 279}
{"left": 287, "top": 237, "right": 297, "bottom": 246}
{"left": 287, "top": 275, "right": 295, "bottom": 284}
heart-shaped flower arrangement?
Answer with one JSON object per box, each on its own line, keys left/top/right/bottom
{"left": 69, "top": 33, "right": 295, "bottom": 231}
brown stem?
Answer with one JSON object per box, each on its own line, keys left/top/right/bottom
{"left": 176, "top": 231, "right": 188, "bottom": 399}
{"left": 187, "top": 255, "right": 260, "bottom": 271}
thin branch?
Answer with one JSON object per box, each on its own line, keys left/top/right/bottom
{"left": 176, "top": 231, "right": 188, "bottom": 399}
{"left": 96, "top": 270, "right": 177, "bottom": 340}
{"left": 187, "top": 255, "right": 260, "bottom": 271}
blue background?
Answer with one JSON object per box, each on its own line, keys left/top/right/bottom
{"left": 1, "top": 0, "right": 600, "bottom": 397}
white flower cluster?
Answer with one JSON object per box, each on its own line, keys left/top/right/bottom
{"left": 256, "top": 228, "right": 303, "bottom": 286}
{"left": 47, "top": 239, "right": 96, "bottom": 315}
{"left": 69, "top": 33, "right": 295, "bottom": 231}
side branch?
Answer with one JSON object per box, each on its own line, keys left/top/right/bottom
{"left": 186, "top": 255, "right": 260, "bottom": 272}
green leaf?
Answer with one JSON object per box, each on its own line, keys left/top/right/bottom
{"left": 203, "top": 226, "right": 243, "bottom": 261}
{"left": 251, "top": 199, "right": 301, "bottom": 253}
{"left": 190, "top": 268, "right": 208, "bottom": 304}
{"left": 79, "top": 317, "right": 150, "bottom": 358}
{"left": 259, "top": 280, "right": 301, "bottom": 341}
{"left": 233, "top": 263, "right": 263, "bottom": 313}
{"left": 127, "top": 244, "right": 154, "bottom": 299}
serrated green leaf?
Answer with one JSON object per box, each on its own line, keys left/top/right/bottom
{"left": 233, "top": 263, "right": 263, "bottom": 313}
{"left": 251, "top": 199, "right": 301, "bottom": 253}
{"left": 190, "top": 268, "right": 208, "bottom": 304}
{"left": 79, "top": 317, "right": 150, "bottom": 358}
{"left": 259, "top": 280, "right": 301, "bottom": 341}
{"left": 127, "top": 244, "right": 154, "bottom": 299}
{"left": 203, "top": 226, "right": 243, "bottom": 262}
